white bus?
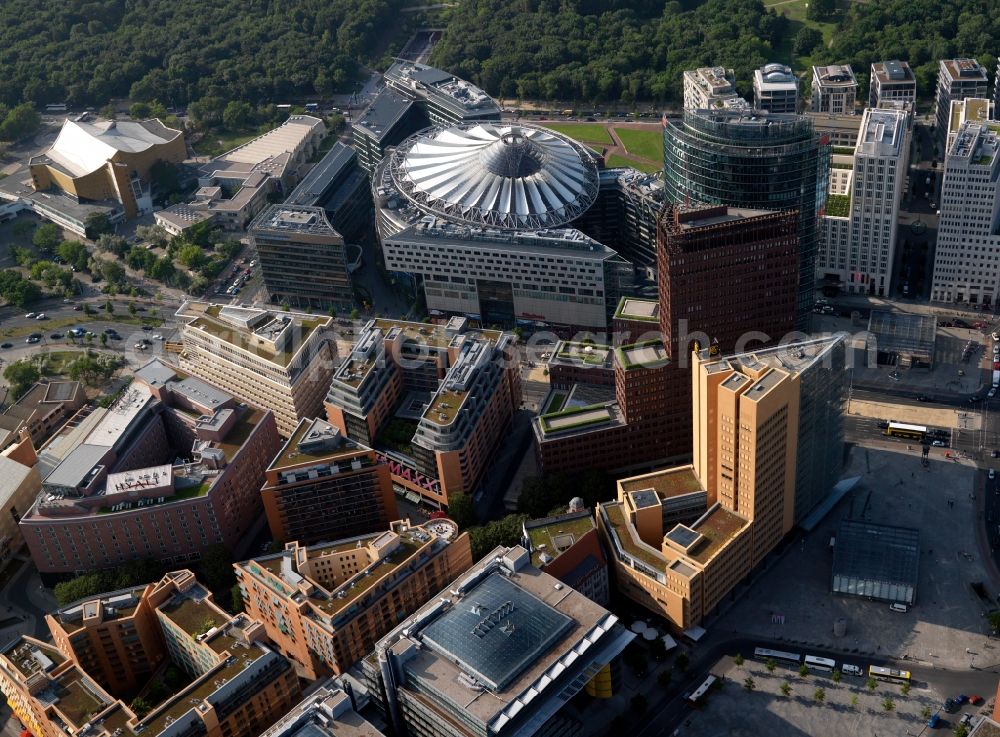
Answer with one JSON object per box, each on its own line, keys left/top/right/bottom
{"left": 45, "top": 103, "right": 67, "bottom": 113}
{"left": 804, "top": 655, "right": 836, "bottom": 672}
{"left": 753, "top": 647, "right": 801, "bottom": 665}
{"left": 687, "top": 674, "right": 717, "bottom": 705}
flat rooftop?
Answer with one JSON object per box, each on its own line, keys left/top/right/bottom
{"left": 268, "top": 417, "right": 369, "bottom": 472}
{"left": 354, "top": 89, "right": 414, "bottom": 140}
{"left": 872, "top": 60, "right": 914, "bottom": 84}
{"left": 602, "top": 502, "right": 666, "bottom": 569}
{"left": 941, "top": 58, "right": 987, "bottom": 83}
{"left": 701, "top": 334, "right": 847, "bottom": 376}
{"left": 813, "top": 64, "right": 857, "bottom": 87}
{"left": 538, "top": 403, "right": 619, "bottom": 436}
{"left": 250, "top": 204, "right": 340, "bottom": 237}
{"left": 383, "top": 550, "right": 628, "bottom": 730}
{"left": 551, "top": 341, "right": 612, "bottom": 368}
{"left": 524, "top": 511, "right": 596, "bottom": 568}
{"left": 619, "top": 466, "right": 704, "bottom": 499}
{"left": 158, "top": 587, "right": 228, "bottom": 637}
{"left": 614, "top": 297, "right": 659, "bottom": 322}
{"left": 285, "top": 142, "right": 358, "bottom": 208}
{"left": 259, "top": 688, "right": 385, "bottom": 737}
{"left": 617, "top": 341, "right": 669, "bottom": 370}
{"left": 686, "top": 505, "right": 748, "bottom": 565}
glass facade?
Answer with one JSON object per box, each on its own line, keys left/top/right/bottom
{"left": 793, "top": 338, "right": 846, "bottom": 523}
{"left": 663, "top": 110, "right": 829, "bottom": 329}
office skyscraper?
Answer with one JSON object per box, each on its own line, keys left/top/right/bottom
{"left": 663, "top": 109, "right": 829, "bottom": 329}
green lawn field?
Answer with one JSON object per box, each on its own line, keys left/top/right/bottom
{"left": 541, "top": 122, "right": 614, "bottom": 145}
{"left": 614, "top": 128, "right": 664, "bottom": 162}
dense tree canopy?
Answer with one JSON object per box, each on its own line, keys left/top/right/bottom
{"left": 431, "top": 0, "right": 1000, "bottom": 104}
{"left": 0, "top": 0, "right": 406, "bottom": 108}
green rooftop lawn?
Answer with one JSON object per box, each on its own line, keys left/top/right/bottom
{"left": 541, "top": 122, "right": 613, "bottom": 145}
{"left": 606, "top": 154, "right": 661, "bottom": 173}
{"left": 825, "top": 193, "right": 851, "bottom": 217}
{"left": 614, "top": 128, "right": 664, "bottom": 162}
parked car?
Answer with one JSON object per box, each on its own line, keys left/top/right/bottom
{"left": 842, "top": 664, "right": 863, "bottom": 676}
{"left": 944, "top": 698, "right": 958, "bottom": 713}
{"left": 25, "top": 336, "right": 39, "bottom": 344}
{"left": 0, "top": 343, "right": 11, "bottom": 349}
{"left": 103, "top": 328, "right": 117, "bottom": 334}
{"left": 141, "top": 325, "right": 152, "bottom": 331}
{"left": 50, "top": 333, "right": 62, "bottom": 340}
{"left": 932, "top": 440, "right": 946, "bottom": 447}
{"left": 970, "top": 695, "right": 984, "bottom": 705}
{"left": 72, "top": 305, "right": 82, "bottom": 311}
{"left": 141, "top": 338, "right": 152, "bottom": 346}
{"left": 956, "top": 695, "right": 969, "bottom": 705}
{"left": 23, "top": 312, "right": 35, "bottom": 319}
{"left": 153, "top": 334, "right": 164, "bottom": 341}
{"left": 927, "top": 713, "right": 940, "bottom": 728}
{"left": 35, "top": 313, "right": 46, "bottom": 320}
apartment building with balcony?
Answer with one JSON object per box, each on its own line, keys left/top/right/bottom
{"left": 870, "top": 61, "right": 916, "bottom": 110}
{"left": 682, "top": 67, "right": 748, "bottom": 111}
{"left": 810, "top": 65, "right": 857, "bottom": 114}
{"left": 935, "top": 59, "right": 989, "bottom": 149}
{"left": 325, "top": 317, "right": 520, "bottom": 507}
{"left": 175, "top": 301, "right": 336, "bottom": 437}
{"left": 235, "top": 518, "right": 472, "bottom": 680}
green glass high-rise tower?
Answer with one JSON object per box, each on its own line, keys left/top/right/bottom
{"left": 663, "top": 110, "right": 829, "bottom": 330}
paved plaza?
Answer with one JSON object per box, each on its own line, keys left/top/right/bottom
{"left": 714, "top": 445, "right": 995, "bottom": 672}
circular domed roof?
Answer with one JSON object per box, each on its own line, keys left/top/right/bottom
{"left": 388, "top": 122, "right": 600, "bottom": 229}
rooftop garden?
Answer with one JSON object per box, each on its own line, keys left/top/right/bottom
{"left": 539, "top": 403, "right": 614, "bottom": 434}
{"left": 825, "top": 193, "right": 851, "bottom": 217}
{"left": 159, "top": 596, "right": 227, "bottom": 638}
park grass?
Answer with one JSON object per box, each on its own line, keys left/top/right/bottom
{"left": 36, "top": 350, "right": 89, "bottom": 376}
{"left": 614, "top": 128, "right": 663, "bottom": 162}
{"left": 541, "top": 122, "right": 614, "bottom": 145}
{"left": 606, "top": 154, "right": 661, "bottom": 174}
{"left": 192, "top": 129, "right": 261, "bottom": 157}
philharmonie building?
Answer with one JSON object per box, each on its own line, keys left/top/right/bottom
{"left": 371, "top": 117, "right": 664, "bottom": 334}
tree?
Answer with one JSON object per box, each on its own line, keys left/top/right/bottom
{"left": 792, "top": 27, "right": 823, "bottom": 56}
{"left": 955, "top": 723, "right": 969, "bottom": 737}
{"left": 223, "top": 100, "right": 253, "bottom": 130}
{"left": 3, "top": 361, "right": 40, "bottom": 398}
{"left": 799, "top": 664, "right": 809, "bottom": 678}
{"left": 84, "top": 212, "right": 111, "bottom": 239}
{"left": 866, "top": 677, "right": 878, "bottom": 691}
{"left": 831, "top": 669, "right": 841, "bottom": 683}
{"left": 850, "top": 694, "right": 859, "bottom": 708}
{"left": 350, "top": 308, "right": 360, "bottom": 320}
{"left": 230, "top": 583, "right": 244, "bottom": 613}
{"left": 657, "top": 670, "right": 672, "bottom": 688}
{"left": 674, "top": 652, "right": 689, "bottom": 672}
{"left": 33, "top": 223, "right": 61, "bottom": 251}
{"left": 765, "top": 658, "right": 776, "bottom": 674}
{"left": 623, "top": 645, "right": 648, "bottom": 677}
{"left": 56, "top": 240, "right": 89, "bottom": 271}
{"left": 135, "top": 224, "right": 169, "bottom": 248}
{"left": 467, "top": 514, "right": 527, "bottom": 560}
{"left": 780, "top": 681, "right": 791, "bottom": 697}
{"left": 130, "top": 697, "right": 151, "bottom": 717}
{"left": 630, "top": 694, "right": 648, "bottom": 714}
{"left": 104, "top": 299, "right": 114, "bottom": 313}
{"left": 177, "top": 244, "right": 207, "bottom": 269}
{"left": 807, "top": 0, "right": 835, "bottom": 20}
{"left": 199, "top": 544, "right": 235, "bottom": 591}
{"left": 97, "top": 259, "right": 126, "bottom": 285}
{"left": 900, "top": 682, "right": 910, "bottom": 696}
{"left": 733, "top": 653, "right": 744, "bottom": 667}
{"left": 648, "top": 636, "right": 667, "bottom": 661}
{"left": 881, "top": 696, "right": 895, "bottom": 712}
{"left": 0, "top": 103, "right": 41, "bottom": 142}
{"left": 921, "top": 706, "right": 932, "bottom": 720}
{"left": 813, "top": 687, "right": 825, "bottom": 703}
{"left": 100, "top": 333, "right": 107, "bottom": 347}
{"left": 743, "top": 677, "right": 755, "bottom": 692}
{"left": 128, "top": 302, "right": 136, "bottom": 316}
{"left": 987, "top": 610, "right": 1000, "bottom": 633}
{"left": 447, "top": 492, "right": 477, "bottom": 529}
